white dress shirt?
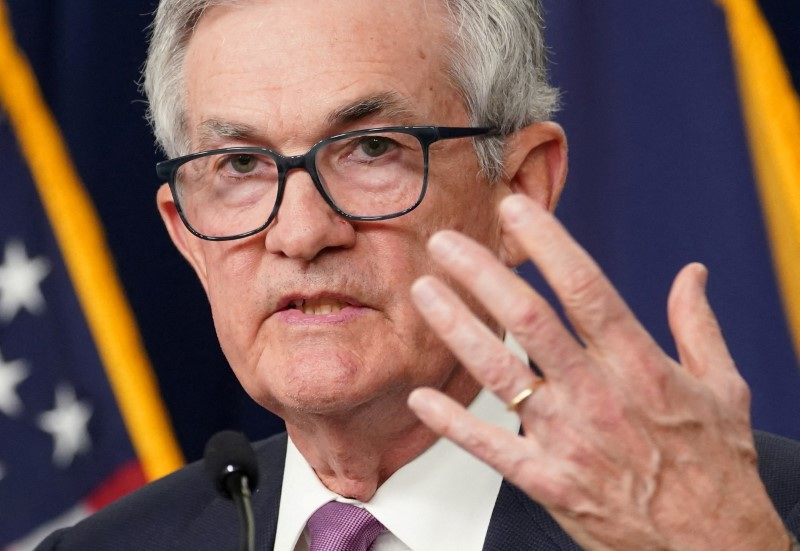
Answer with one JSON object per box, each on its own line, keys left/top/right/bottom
{"left": 273, "top": 336, "right": 526, "bottom": 551}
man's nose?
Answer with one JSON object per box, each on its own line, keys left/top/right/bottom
{"left": 263, "top": 169, "right": 356, "bottom": 260}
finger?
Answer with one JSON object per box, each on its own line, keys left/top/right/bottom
{"left": 411, "top": 275, "right": 541, "bottom": 401}
{"left": 408, "top": 387, "right": 556, "bottom": 497}
{"left": 423, "top": 231, "right": 586, "bottom": 383}
{"left": 667, "top": 264, "right": 746, "bottom": 401}
{"left": 499, "top": 194, "right": 660, "bottom": 363}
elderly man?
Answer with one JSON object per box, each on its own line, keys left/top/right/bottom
{"left": 37, "top": 0, "right": 800, "bottom": 549}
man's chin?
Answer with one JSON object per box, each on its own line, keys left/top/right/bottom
{"left": 286, "top": 384, "right": 384, "bottom": 415}
{"left": 257, "top": 378, "right": 404, "bottom": 422}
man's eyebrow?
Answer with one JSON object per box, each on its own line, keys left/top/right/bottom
{"left": 325, "top": 92, "right": 418, "bottom": 127}
{"left": 194, "top": 93, "right": 417, "bottom": 150}
{"left": 196, "top": 119, "right": 260, "bottom": 149}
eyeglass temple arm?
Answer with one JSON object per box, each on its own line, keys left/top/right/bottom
{"left": 434, "top": 126, "right": 497, "bottom": 140}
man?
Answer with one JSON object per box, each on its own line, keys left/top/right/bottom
{"left": 37, "top": 0, "right": 800, "bottom": 549}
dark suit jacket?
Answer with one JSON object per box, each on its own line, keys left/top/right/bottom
{"left": 35, "top": 431, "right": 800, "bottom": 550}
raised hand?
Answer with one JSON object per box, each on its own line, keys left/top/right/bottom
{"left": 408, "top": 194, "right": 789, "bottom": 551}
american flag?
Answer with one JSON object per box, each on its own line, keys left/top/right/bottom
{"left": 0, "top": 2, "right": 182, "bottom": 547}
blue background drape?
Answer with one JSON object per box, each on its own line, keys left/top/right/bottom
{"left": 5, "top": 0, "right": 799, "bottom": 462}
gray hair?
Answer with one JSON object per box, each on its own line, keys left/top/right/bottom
{"left": 142, "top": 0, "right": 558, "bottom": 182}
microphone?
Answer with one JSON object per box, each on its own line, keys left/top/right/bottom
{"left": 204, "top": 430, "right": 260, "bottom": 551}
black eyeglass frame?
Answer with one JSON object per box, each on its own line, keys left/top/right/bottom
{"left": 156, "top": 125, "right": 496, "bottom": 241}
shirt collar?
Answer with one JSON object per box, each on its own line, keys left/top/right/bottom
{"left": 274, "top": 335, "right": 525, "bottom": 551}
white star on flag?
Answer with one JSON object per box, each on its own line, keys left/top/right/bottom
{"left": 0, "top": 239, "right": 51, "bottom": 324}
{"left": 37, "top": 384, "right": 93, "bottom": 468}
{"left": 0, "top": 348, "right": 29, "bottom": 417}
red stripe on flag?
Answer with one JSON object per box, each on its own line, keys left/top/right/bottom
{"left": 85, "top": 460, "right": 147, "bottom": 511}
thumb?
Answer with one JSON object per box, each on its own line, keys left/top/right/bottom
{"left": 667, "top": 263, "right": 736, "bottom": 384}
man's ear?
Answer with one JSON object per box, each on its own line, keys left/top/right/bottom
{"left": 498, "top": 121, "right": 568, "bottom": 266}
{"left": 503, "top": 121, "right": 567, "bottom": 211}
{"left": 156, "top": 184, "right": 209, "bottom": 292}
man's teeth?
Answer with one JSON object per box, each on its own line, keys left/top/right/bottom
{"left": 292, "top": 298, "right": 347, "bottom": 315}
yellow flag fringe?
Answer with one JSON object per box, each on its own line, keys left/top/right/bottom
{"left": 0, "top": 0, "right": 183, "bottom": 479}
{"left": 717, "top": 0, "right": 800, "bottom": 363}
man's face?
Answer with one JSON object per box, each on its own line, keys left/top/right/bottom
{"left": 167, "top": 0, "right": 512, "bottom": 421}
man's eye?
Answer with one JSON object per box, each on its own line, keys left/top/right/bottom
{"left": 358, "top": 137, "right": 392, "bottom": 157}
{"left": 230, "top": 155, "right": 257, "bottom": 173}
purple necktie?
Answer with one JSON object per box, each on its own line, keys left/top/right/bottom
{"left": 307, "top": 501, "right": 386, "bottom": 551}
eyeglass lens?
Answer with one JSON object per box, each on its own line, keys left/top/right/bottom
{"left": 174, "top": 131, "right": 426, "bottom": 238}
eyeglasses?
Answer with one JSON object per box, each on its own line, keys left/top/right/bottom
{"left": 156, "top": 126, "right": 495, "bottom": 241}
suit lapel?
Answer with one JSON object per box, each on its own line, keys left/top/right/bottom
{"left": 235, "top": 433, "right": 585, "bottom": 550}
{"left": 483, "top": 480, "right": 583, "bottom": 550}
{"left": 171, "top": 433, "right": 287, "bottom": 550}
{"left": 251, "top": 433, "right": 288, "bottom": 550}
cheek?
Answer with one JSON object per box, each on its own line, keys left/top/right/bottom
{"left": 422, "top": 152, "right": 504, "bottom": 245}
{"left": 203, "top": 249, "right": 266, "bottom": 364}
{"left": 404, "top": 189, "right": 505, "bottom": 333}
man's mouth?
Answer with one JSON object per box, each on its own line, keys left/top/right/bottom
{"left": 287, "top": 297, "right": 350, "bottom": 315}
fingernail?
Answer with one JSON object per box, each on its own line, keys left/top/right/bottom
{"left": 695, "top": 262, "right": 709, "bottom": 291}
{"left": 428, "top": 231, "right": 458, "bottom": 259}
{"left": 411, "top": 278, "right": 456, "bottom": 329}
{"left": 411, "top": 277, "right": 442, "bottom": 310}
{"left": 408, "top": 388, "right": 440, "bottom": 415}
{"left": 500, "top": 195, "right": 533, "bottom": 227}
{"left": 407, "top": 388, "right": 426, "bottom": 411}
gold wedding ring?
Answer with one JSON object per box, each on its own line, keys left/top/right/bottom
{"left": 507, "top": 378, "right": 545, "bottom": 411}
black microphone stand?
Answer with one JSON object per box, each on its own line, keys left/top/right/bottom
{"left": 205, "top": 431, "right": 260, "bottom": 551}
{"left": 226, "top": 472, "right": 255, "bottom": 551}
